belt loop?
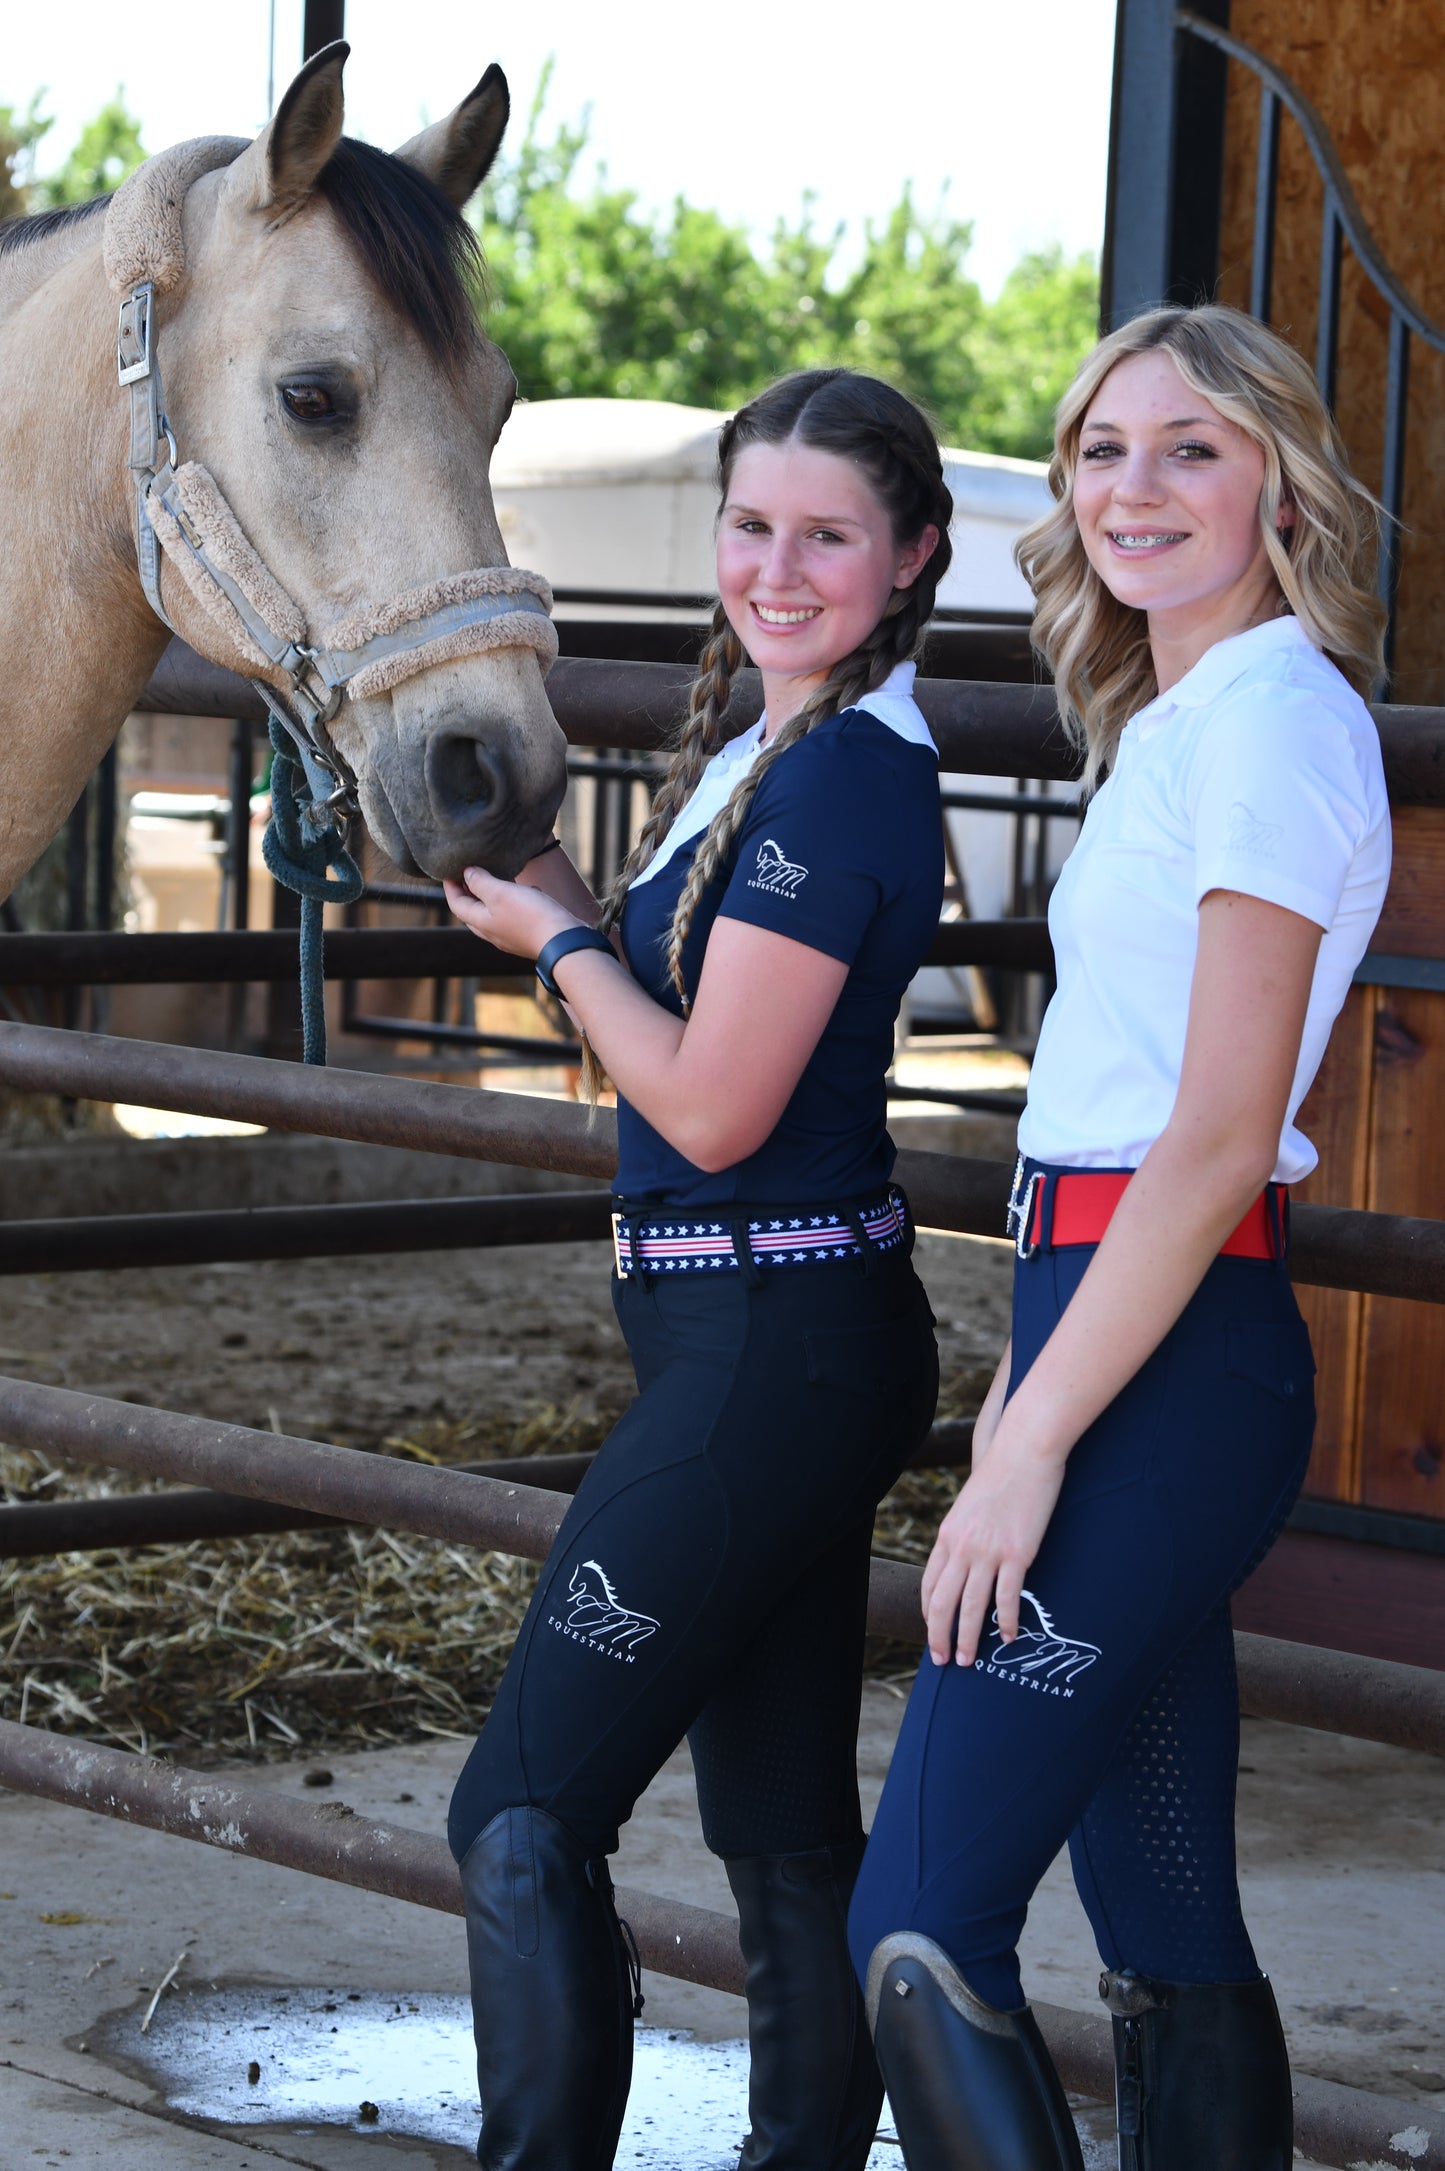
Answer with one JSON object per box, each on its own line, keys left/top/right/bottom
{"left": 618, "top": 1206, "right": 649, "bottom": 1285}
{"left": 1267, "top": 1183, "right": 1288, "bottom": 1262}
{"left": 729, "top": 1217, "right": 764, "bottom": 1290}
{"left": 843, "top": 1205, "right": 877, "bottom": 1276}
{"left": 1036, "top": 1170, "right": 1058, "bottom": 1254}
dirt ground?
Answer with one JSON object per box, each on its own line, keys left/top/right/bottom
{"left": 0, "top": 1123, "right": 1014, "bottom": 1446}
{"left": 0, "top": 1227, "right": 1010, "bottom": 1447}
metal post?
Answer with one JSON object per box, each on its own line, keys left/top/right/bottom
{"left": 1102, "top": 0, "right": 1177, "bottom": 324}
{"left": 1317, "top": 192, "right": 1344, "bottom": 409}
{"left": 302, "top": 0, "right": 345, "bottom": 59}
{"left": 1250, "top": 83, "right": 1281, "bottom": 323}
{"left": 62, "top": 784, "right": 90, "bottom": 1035}
{"left": 1376, "top": 312, "right": 1411, "bottom": 697}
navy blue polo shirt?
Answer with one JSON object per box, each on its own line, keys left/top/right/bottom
{"left": 614, "top": 705, "right": 943, "bottom": 1207}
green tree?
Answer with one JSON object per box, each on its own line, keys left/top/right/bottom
{"left": 476, "top": 76, "right": 1097, "bottom": 459}
{"left": 966, "top": 245, "right": 1100, "bottom": 460}
{"left": 0, "top": 94, "right": 52, "bottom": 221}
{"left": 33, "top": 89, "right": 145, "bottom": 207}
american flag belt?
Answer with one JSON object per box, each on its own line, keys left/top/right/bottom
{"left": 611, "top": 1189, "right": 912, "bottom": 1279}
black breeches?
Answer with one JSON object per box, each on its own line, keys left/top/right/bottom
{"left": 448, "top": 1250, "right": 939, "bottom": 1863}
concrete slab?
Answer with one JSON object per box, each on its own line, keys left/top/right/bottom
{"left": 1, "top": 1687, "right": 1435, "bottom": 2167}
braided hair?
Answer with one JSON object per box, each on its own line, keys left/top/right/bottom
{"left": 581, "top": 369, "right": 953, "bottom": 1100}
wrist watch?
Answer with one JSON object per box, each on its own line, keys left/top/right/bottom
{"left": 535, "top": 925, "right": 615, "bottom": 997}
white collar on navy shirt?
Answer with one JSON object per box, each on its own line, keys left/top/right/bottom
{"left": 1130, "top": 614, "right": 1318, "bottom": 740}
{"left": 629, "top": 659, "right": 933, "bottom": 891}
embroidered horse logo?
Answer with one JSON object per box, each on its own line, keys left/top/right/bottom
{"left": 751, "top": 838, "right": 809, "bottom": 895}
{"left": 988, "top": 1588, "right": 1101, "bottom": 1683}
{"left": 1225, "top": 801, "right": 1283, "bottom": 859}
{"left": 563, "top": 1560, "right": 660, "bottom": 1649}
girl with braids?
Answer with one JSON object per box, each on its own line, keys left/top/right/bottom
{"left": 849, "top": 305, "right": 1392, "bottom": 2171}
{"left": 442, "top": 367, "right": 954, "bottom": 2171}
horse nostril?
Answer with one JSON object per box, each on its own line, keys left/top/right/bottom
{"left": 424, "top": 732, "right": 507, "bottom": 828}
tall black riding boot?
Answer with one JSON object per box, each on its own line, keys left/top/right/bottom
{"left": 1100, "top": 1968, "right": 1293, "bottom": 2171}
{"left": 459, "top": 1804, "right": 642, "bottom": 2171}
{"left": 724, "top": 1844, "right": 883, "bottom": 2170}
{"left": 864, "top": 1932, "right": 1085, "bottom": 2171}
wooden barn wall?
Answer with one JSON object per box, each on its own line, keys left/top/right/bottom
{"left": 1215, "top": 0, "right": 1445, "bottom": 707}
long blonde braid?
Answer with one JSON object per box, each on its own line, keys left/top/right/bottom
{"left": 580, "top": 367, "right": 954, "bottom": 1102}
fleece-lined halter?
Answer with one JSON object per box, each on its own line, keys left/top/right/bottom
{"left": 103, "top": 139, "right": 559, "bottom": 1059}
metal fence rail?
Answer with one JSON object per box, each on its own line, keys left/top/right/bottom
{"left": 1, "top": 1374, "right": 1440, "bottom": 1758}
{"left": 0, "top": 919, "right": 1056, "bottom": 986}
{"left": 135, "top": 642, "right": 1445, "bottom": 803}
{"left": 0, "top": 1023, "right": 1442, "bottom": 1304}
{"left": 0, "top": 1716, "right": 1436, "bottom": 2169}
{"left": 0, "top": 1190, "right": 611, "bottom": 1277}
{"left": 0, "top": 1421, "right": 978, "bottom": 1558}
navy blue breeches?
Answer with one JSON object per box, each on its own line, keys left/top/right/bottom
{"left": 849, "top": 1201, "right": 1315, "bottom": 2011}
{"left": 449, "top": 1244, "right": 939, "bottom": 1865}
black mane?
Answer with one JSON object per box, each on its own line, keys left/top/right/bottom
{"left": 0, "top": 140, "right": 484, "bottom": 368}
{"left": 317, "top": 136, "right": 485, "bottom": 365}
{"left": 0, "top": 193, "right": 110, "bottom": 260}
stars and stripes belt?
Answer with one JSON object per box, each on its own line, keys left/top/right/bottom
{"left": 611, "top": 1189, "right": 912, "bottom": 1278}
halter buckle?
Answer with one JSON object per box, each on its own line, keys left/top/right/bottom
{"left": 117, "top": 282, "right": 155, "bottom": 386}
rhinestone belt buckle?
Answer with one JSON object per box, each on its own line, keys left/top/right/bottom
{"left": 1005, "top": 1155, "right": 1041, "bottom": 1261}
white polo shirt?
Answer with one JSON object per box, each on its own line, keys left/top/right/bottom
{"left": 1018, "top": 615, "right": 1391, "bottom": 1183}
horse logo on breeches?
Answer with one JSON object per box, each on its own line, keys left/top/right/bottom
{"left": 986, "top": 1588, "right": 1101, "bottom": 1683}
{"left": 562, "top": 1560, "right": 660, "bottom": 1650}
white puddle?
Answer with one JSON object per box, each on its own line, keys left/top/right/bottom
{"left": 104, "top": 1985, "right": 1113, "bottom": 2166}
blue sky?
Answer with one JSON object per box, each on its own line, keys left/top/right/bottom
{"left": 6, "top": 0, "right": 1118, "bottom": 298}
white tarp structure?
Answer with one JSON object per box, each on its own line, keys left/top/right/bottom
{"left": 490, "top": 397, "right": 1052, "bottom": 615}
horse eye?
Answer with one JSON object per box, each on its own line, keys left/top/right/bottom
{"left": 281, "top": 382, "right": 335, "bottom": 421}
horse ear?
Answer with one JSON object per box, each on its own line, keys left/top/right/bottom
{"left": 395, "top": 64, "right": 509, "bottom": 208}
{"left": 233, "top": 40, "right": 348, "bottom": 214}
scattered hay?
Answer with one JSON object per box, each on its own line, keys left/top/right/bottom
{"left": 1, "top": 1405, "right": 970, "bottom": 1760}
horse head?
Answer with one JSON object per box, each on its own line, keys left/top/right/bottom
{"left": 106, "top": 43, "right": 566, "bottom": 881}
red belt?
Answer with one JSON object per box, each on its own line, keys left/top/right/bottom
{"left": 1008, "top": 1165, "right": 1284, "bottom": 1261}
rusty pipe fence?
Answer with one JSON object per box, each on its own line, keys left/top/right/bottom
{"left": 2, "top": 647, "right": 1444, "bottom": 2165}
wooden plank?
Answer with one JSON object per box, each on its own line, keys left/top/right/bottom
{"left": 1358, "top": 987, "right": 1445, "bottom": 1517}
{"left": 1291, "top": 984, "right": 1375, "bottom": 1501}
{"left": 1232, "top": 1527, "right": 1445, "bottom": 1670}
{"left": 1370, "top": 805, "right": 1445, "bottom": 959}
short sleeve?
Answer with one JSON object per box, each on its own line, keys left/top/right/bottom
{"left": 1188, "top": 684, "right": 1369, "bottom": 930}
{"left": 715, "top": 729, "right": 891, "bottom": 964}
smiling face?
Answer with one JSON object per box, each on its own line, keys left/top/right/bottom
{"left": 715, "top": 440, "right": 937, "bottom": 728}
{"left": 1073, "top": 347, "right": 1289, "bottom": 686}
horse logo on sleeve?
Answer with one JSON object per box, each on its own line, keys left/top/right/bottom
{"left": 552, "top": 1559, "right": 660, "bottom": 1661}
{"left": 749, "top": 838, "right": 809, "bottom": 896}
{"left": 979, "top": 1588, "right": 1101, "bottom": 1695}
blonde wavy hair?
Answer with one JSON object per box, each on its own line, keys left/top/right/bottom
{"left": 1016, "top": 304, "right": 1386, "bottom": 792}
{"left": 581, "top": 368, "right": 953, "bottom": 1100}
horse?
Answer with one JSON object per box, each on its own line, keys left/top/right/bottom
{"left": 0, "top": 41, "right": 567, "bottom": 902}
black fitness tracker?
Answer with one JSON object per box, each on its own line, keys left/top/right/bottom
{"left": 535, "top": 926, "right": 615, "bottom": 996}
